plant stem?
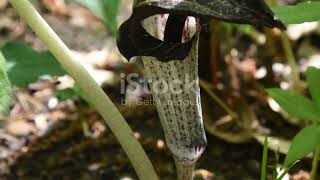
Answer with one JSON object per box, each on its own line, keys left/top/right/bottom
{"left": 199, "top": 79, "right": 238, "bottom": 119}
{"left": 8, "top": 0, "right": 158, "bottom": 179}
{"left": 311, "top": 146, "right": 320, "bottom": 180}
{"left": 281, "top": 33, "right": 303, "bottom": 94}
{"left": 175, "top": 159, "right": 195, "bottom": 180}
{"left": 261, "top": 137, "right": 268, "bottom": 180}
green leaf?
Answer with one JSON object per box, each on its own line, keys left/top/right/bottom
{"left": 101, "top": 0, "right": 119, "bottom": 35}
{"left": 284, "top": 125, "right": 320, "bottom": 166}
{"left": 306, "top": 67, "right": 320, "bottom": 109}
{"left": 0, "top": 51, "right": 11, "bottom": 113}
{"left": 55, "top": 85, "right": 91, "bottom": 104}
{"left": 75, "top": 0, "right": 119, "bottom": 35}
{"left": 55, "top": 88, "right": 76, "bottom": 101}
{"left": 267, "top": 88, "right": 320, "bottom": 122}
{"left": 74, "top": 0, "right": 103, "bottom": 17}
{"left": 272, "top": 2, "right": 320, "bottom": 24}
{"left": 1, "top": 41, "right": 65, "bottom": 87}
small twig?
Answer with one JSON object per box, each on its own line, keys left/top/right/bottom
{"left": 200, "top": 79, "right": 238, "bottom": 119}
{"left": 8, "top": 0, "right": 158, "bottom": 179}
{"left": 281, "top": 33, "right": 303, "bottom": 94}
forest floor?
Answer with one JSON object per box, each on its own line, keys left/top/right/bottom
{"left": 0, "top": 0, "right": 319, "bottom": 179}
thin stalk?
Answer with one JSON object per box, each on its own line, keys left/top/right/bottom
{"left": 261, "top": 137, "right": 268, "bottom": 180}
{"left": 209, "top": 22, "right": 221, "bottom": 86}
{"left": 269, "top": 0, "right": 303, "bottom": 94}
{"left": 281, "top": 33, "right": 303, "bottom": 94}
{"left": 277, "top": 160, "right": 299, "bottom": 180}
{"left": 311, "top": 146, "right": 320, "bottom": 180}
{"left": 8, "top": 0, "right": 158, "bottom": 179}
{"left": 200, "top": 79, "right": 238, "bottom": 119}
{"left": 175, "top": 159, "right": 195, "bottom": 180}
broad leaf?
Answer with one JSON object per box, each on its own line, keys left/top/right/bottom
{"left": 75, "top": 0, "right": 119, "bottom": 35}
{"left": 284, "top": 125, "right": 320, "bottom": 166}
{"left": 0, "top": 51, "right": 11, "bottom": 113}
{"left": 267, "top": 88, "right": 320, "bottom": 122}
{"left": 306, "top": 67, "right": 320, "bottom": 110}
{"left": 272, "top": 2, "right": 320, "bottom": 24}
{"left": 101, "top": 0, "right": 119, "bottom": 35}
{"left": 1, "top": 41, "right": 65, "bottom": 87}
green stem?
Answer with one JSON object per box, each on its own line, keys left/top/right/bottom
{"left": 8, "top": 0, "right": 158, "bottom": 179}
{"left": 280, "top": 33, "right": 303, "bottom": 94}
{"left": 175, "top": 160, "right": 195, "bottom": 180}
{"left": 261, "top": 137, "right": 268, "bottom": 180}
{"left": 311, "top": 146, "right": 320, "bottom": 180}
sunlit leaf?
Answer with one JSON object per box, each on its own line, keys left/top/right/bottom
{"left": 272, "top": 1, "right": 320, "bottom": 24}
{"left": 267, "top": 88, "right": 320, "bottom": 122}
